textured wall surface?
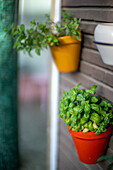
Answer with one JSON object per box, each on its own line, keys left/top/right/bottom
{"left": 0, "top": 0, "right": 19, "bottom": 169}
{"left": 58, "top": 0, "right": 113, "bottom": 169}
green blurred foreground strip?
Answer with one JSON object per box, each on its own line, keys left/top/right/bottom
{"left": 0, "top": 0, "right": 19, "bottom": 169}
{"left": 59, "top": 84, "right": 113, "bottom": 135}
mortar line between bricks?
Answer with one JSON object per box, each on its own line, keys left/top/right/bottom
{"left": 79, "top": 70, "right": 113, "bottom": 89}
{"left": 97, "top": 164, "right": 104, "bottom": 170}
{"left": 60, "top": 75, "right": 85, "bottom": 89}
{"left": 81, "top": 60, "right": 113, "bottom": 75}
{"left": 62, "top": 72, "right": 113, "bottom": 91}
{"left": 81, "top": 58, "right": 113, "bottom": 73}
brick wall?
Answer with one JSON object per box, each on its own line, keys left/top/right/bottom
{"left": 58, "top": 0, "right": 113, "bottom": 169}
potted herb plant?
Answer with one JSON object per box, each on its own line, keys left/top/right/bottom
{"left": 59, "top": 84, "right": 113, "bottom": 164}
{"left": 4, "top": 9, "right": 82, "bottom": 72}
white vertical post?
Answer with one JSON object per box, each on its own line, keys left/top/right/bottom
{"left": 49, "top": 1, "right": 61, "bottom": 170}
{"left": 19, "top": 0, "right": 25, "bottom": 23}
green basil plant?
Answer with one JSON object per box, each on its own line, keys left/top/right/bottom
{"left": 4, "top": 9, "right": 81, "bottom": 56}
{"left": 59, "top": 84, "right": 113, "bottom": 135}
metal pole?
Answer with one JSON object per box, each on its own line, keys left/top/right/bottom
{"left": 49, "top": 1, "right": 61, "bottom": 170}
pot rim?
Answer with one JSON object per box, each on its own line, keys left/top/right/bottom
{"left": 57, "top": 34, "right": 82, "bottom": 45}
{"left": 68, "top": 125, "right": 112, "bottom": 139}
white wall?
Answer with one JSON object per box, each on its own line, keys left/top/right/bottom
{"left": 20, "top": 0, "right": 51, "bottom": 16}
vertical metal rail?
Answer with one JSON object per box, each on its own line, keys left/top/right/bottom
{"left": 48, "top": 0, "right": 61, "bottom": 170}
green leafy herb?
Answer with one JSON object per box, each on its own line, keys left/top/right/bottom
{"left": 4, "top": 9, "right": 81, "bottom": 56}
{"left": 59, "top": 84, "right": 113, "bottom": 135}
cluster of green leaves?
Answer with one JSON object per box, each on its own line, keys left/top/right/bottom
{"left": 98, "top": 155, "right": 113, "bottom": 170}
{"left": 4, "top": 9, "right": 81, "bottom": 56}
{"left": 59, "top": 84, "right": 113, "bottom": 135}
{"left": 55, "top": 9, "right": 81, "bottom": 40}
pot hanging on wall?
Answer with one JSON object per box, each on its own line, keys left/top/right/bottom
{"left": 94, "top": 23, "right": 113, "bottom": 65}
{"left": 68, "top": 125, "right": 112, "bottom": 164}
{"left": 50, "top": 35, "right": 82, "bottom": 72}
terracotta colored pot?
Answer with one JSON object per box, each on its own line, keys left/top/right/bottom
{"left": 50, "top": 35, "right": 81, "bottom": 72}
{"left": 68, "top": 125, "right": 112, "bottom": 164}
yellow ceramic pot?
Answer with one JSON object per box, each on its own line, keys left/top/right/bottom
{"left": 50, "top": 35, "right": 82, "bottom": 72}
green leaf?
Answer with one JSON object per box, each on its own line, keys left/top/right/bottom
{"left": 17, "top": 25, "right": 20, "bottom": 31}
{"left": 75, "top": 31, "right": 81, "bottom": 41}
{"left": 74, "top": 18, "right": 77, "bottom": 22}
{"left": 86, "top": 84, "right": 97, "bottom": 95}
{"left": 21, "top": 24, "right": 25, "bottom": 32}
{"left": 80, "top": 115, "right": 88, "bottom": 125}
{"left": 66, "top": 29, "right": 69, "bottom": 36}
{"left": 88, "top": 121, "right": 94, "bottom": 131}
{"left": 77, "top": 94, "right": 85, "bottom": 101}
{"left": 90, "top": 113, "right": 101, "bottom": 124}
{"left": 75, "top": 84, "right": 80, "bottom": 90}
{"left": 100, "top": 100, "right": 108, "bottom": 107}
{"left": 35, "top": 46, "right": 40, "bottom": 55}
{"left": 91, "top": 104, "right": 99, "bottom": 113}
{"left": 91, "top": 96, "right": 98, "bottom": 103}
{"left": 108, "top": 103, "right": 113, "bottom": 108}
{"left": 97, "top": 155, "right": 113, "bottom": 162}
{"left": 86, "top": 89, "right": 95, "bottom": 95}
{"left": 84, "top": 103, "right": 90, "bottom": 113}
{"left": 50, "top": 42, "right": 54, "bottom": 46}
{"left": 91, "top": 84, "right": 97, "bottom": 91}
{"left": 4, "top": 28, "right": 8, "bottom": 32}
{"left": 13, "top": 30, "right": 19, "bottom": 36}
{"left": 30, "top": 19, "right": 36, "bottom": 25}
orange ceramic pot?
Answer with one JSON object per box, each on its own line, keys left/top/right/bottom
{"left": 68, "top": 125, "right": 112, "bottom": 164}
{"left": 50, "top": 35, "right": 81, "bottom": 72}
